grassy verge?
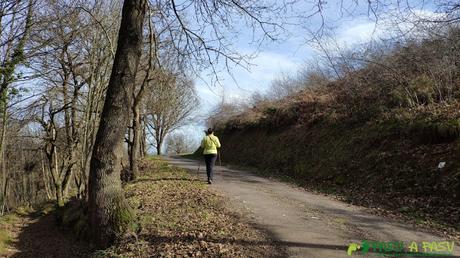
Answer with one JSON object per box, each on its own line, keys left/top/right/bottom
{"left": 0, "top": 213, "right": 19, "bottom": 255}
{"left": 102, "top": 157, "right": 284, "bottom": 257}
{"left": 180, "top": 148, "right": 203, "bottom": 160}
{"left": 0, "top": 201, "right": 57, "bottom": 256}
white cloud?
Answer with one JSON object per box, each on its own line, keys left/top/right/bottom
{"left": 195, "top": 50, "right": 302, "bottom": 113}
{"left": 317, "top": 7, "right": 444, "bottom": 54}
{"left": 411, "top": 9, "right": 446, "bottom": 21}
{"left": 194, "top": 7, "right": 443, "bottom": 118}
{"left": 337, "top": 20, "right": 379, "bottom": 46}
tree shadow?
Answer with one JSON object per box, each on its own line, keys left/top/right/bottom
{"left": 143, "top": 232, "right": 460, "bottom": 258}
{"left": 133, "top": 177, "right": 203, "bottom": 183}
{"left": 10, "top": 214, "right": 93, "bottom": 258}
{"left": 142, "top": 232, "right": 347, "bottom": 257}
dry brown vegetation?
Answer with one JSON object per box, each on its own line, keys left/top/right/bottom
{"left": 0, "top": 158, "right": 282, "bottom": 257}
{"left": 101, "top": 157, "right": 284, "bottom": 257}
{"left": 210, "top": 27, "right": 460, "bottom": 232}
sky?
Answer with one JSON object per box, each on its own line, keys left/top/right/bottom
{"left": 179, "top": 0, "right": 441, "bottom": 149}
{"left": 7, "top": 0, "right": 441, "bottom": 154}
{"left": 194, "top": 16, "right": 380, "bottom": 108}
{"left": 184, "top": 2, "right": 386, "bottom": 144}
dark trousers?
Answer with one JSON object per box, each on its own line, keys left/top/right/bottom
{"left": 204, "top": 154, "right": 217, "bottom": 181}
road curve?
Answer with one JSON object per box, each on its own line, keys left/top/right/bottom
{"left": 164, "top": 156, "right": 459, "bottom": 258}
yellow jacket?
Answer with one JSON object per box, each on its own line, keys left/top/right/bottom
{"left": 201, "top": 134, "right": 221, "bottom": 154}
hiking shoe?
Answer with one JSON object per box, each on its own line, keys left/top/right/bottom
{"left": 208, "top": 180, "right": 212, "bottom": 184}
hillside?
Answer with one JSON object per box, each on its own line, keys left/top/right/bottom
{"left": 212, "top": 30, "right": 460, "bottom": 230}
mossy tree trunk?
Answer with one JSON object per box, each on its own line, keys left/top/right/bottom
{"left": 87, "top": 0, "right": 146, "bottom": 248}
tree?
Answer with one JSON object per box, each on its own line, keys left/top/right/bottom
{"left": 206, "top": 97, "right": 246, "bottom": 129}
{"left": 31, "top": 3, "right": 84, "bottom": 206}
{"left": 166, "top": 131, "right": 195, "bottom": 154}
{"left": 145, "top": 69, "right": 198, "bottom": 155}
{"left": 34, "top": 97, "right": 70, "bottom": 207}
{"left": 266, "top": 72, "right": 304, "bottom": 100}
{"left": 74, "top": 1, "right": 121, "bottom": 198}
{"left": 88, "top": 0, "right": 298, "bottom": 246}
{"left": 126, "top": 10, "right": 156, "bottom": 180}
{"left": 27, "top": 0, "right": 120, "bottom": 205}
{"left": 87, "top": 0, "right": 147, "bottom": 247}
{"left": 0, "top": 0, "right": 34, "bottom": 212}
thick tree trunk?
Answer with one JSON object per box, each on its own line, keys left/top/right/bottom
{"left": 87, "top": 0, "right": 146, "bottom": 248}
{"left": 41, "top": 159, "right": 52, "bottom": 200}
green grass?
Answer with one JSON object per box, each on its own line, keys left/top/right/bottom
{"left": 0, "top": 230, "right": 12, "bottom": 254}
{"left": 0, "top": 213, "right": 19, "bottom": 255}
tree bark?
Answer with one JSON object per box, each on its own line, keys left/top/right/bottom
{"left": 87, "top": 0, "right": 146, "bottom": 248}
{"left": 41, "top": 158, "right": 52, "bottom": 200}
{"left": 128, "top": 10, "right": 153, "bottom": 174}
{"left": 53, "top": 145, "right": 64, "bottom": 207}
{"left": 140, "top": 117, "right": 147, "bottom": 157}
{"left": 54, "top": 183, "right": 64, "bottom": 207}
{"left": 0, "top": 90, "right": 8, "bottom": 211}
{"left": 156, "top": 139, "right": 162, "bottom": 155}
{"left": 129, "top": 105, "right": 140, "bottom": 180}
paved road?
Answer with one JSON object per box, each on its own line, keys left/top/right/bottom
{"left": 164, "top": 156, "right": 459, "bottom": 258}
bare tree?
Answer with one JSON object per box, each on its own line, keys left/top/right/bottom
{"left": 166, "top": 131, "right": 195, "bottom": 154}
{"left": 34, "top": 97, "right": 70, "bottom": 207}
{"left": 73, "top": 0, "right": 121, "bottom": 199}
{"left": 85, "top": 0, "right": 298, "bottom": 246}
{"left": 266, "top": 72, "right": 305, "bottom": 100}
{"left": 0, "top": 0, "right": 34, "bottom": 211}
{"left": 126, "top": 9, "right": 157, "bottom": 181}
{"left": 144, "top": 69, "right": 198, "bottom": 155}
{"left": 87, "top": 0, "right": 147, "bottom": 247}
{"left": 27, "top": 0, "right": 120, "bottom": 205}
{"left": 207, "top": 96, "right": 246, "bottom": 129}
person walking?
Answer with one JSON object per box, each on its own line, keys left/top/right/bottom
{"left": 201, "top": 128, "right": 221, "bottom": 184}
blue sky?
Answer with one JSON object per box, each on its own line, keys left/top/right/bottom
{"left": 192, "top": 8, "right": 377, "bottom": 121}
{"left": 181, "top": 0, "right": 440, "bottom": 148}
{"left": 194, "top": 1, "right": 389, "bottom": 111}
{"left": 194, "top": 0, "right": 441, "bottom": 108}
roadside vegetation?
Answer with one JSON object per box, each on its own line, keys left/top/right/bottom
{"left": 208, "top": 27, "right": 460, "bottom": 234}
{"left": 0, "top": 158, "right": 283, "bottom": 257}
{"left": 103, "top": 157, "right": 283, "bottom": 257}
{"left": 0, "top": 214, "right": 17, "bottom": 254}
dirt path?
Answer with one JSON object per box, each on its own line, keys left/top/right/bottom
{"left": 165, "top": 156, "right": 460, "bottom": 258}
{"left": 5, "top": 214, "right": 92, "bottom": 258}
